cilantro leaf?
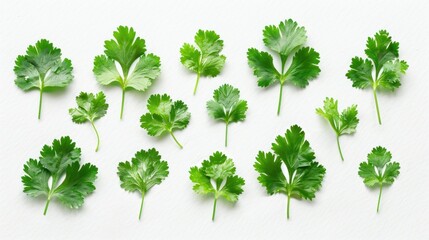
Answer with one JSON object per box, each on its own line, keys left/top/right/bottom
{"left": 180, "top": 30, "right": 226, "bottom": 95}
{"left": 189, "top": 152, "right": 245, "bottom": 221}
{"left": 93, "top": 26, "right": 161, "bottom": 119}
{"left": 254, "top": 125, "right": 326, "bottom": 219}
{"left": 69, "top": 92, "right": 109, "bottom": 152}
{"left": 316, "top": 97, "right": 359, "bottom": 161}
{"left": 140, "top": 94, "right": 191, "bottom": 148}
{"left": 117, "top": 148, "right": 169, "bottom": 220}
{"left": 14, "top": 39, "right": 73, "bottom": 119}
{"left": 346, "top": 30, "right": 408, "bottom": 124}
{"left": 21, "top": 136, "right": 98, "bottom": 215}
{"left": 247, "top": 19, "right": 320, "bottom": 116}
{"left": 358, "top": 146, "right": 400, "bottom": 212}
{"left": 206, "top": 84, "right": 248, "bottom": 147}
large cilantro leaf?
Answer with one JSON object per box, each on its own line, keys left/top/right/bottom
{"left": 117, "top": 148, "right": 169, "bottom": 220}
{"left": 21, "top": 136, "right": 98, "bottom": 215}
{"left": 247, "top": 19, "right": 320, "bottom": 116}
{"left": 206, "top": 84, "right": 248, "bottom": 147}
{"left": 189, "top": 152, "right": 245, "bottom": 221}
{"left": 254, "top": 125, "right": 326, "bottom": 219}
{"left": 140, "top": 94, "right": 191, "bottom": 148}
{"left": 14, "top": 39, "right": 73, "bottom": 119}
{"left": 346, "top": 30, "right": 408, "bottom": 124}
{"left": 358, "top": 146, "right": 400, "bottom": 212}
{"left": 180, "top": 30, "right": 226, "bottom": 95}
{"left": 316, "top": 97, "right": 359, "bottom": 161}
{"left": 69, "top": 92, "right": 109, "bottom": 152}
{"left": 93, "top": 26, "right": 161, "bottom": 119}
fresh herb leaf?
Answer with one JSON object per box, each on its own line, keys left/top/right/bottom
{"left": 93, "top": 26, "right": 161, "bottom": 119}
{"left": 358, "top": 146, "right": 400, "bottom": 212}
{"left": 14, "top": 39, "right": 73, "bottom": 119}
{"left": 140, "top": 94, "right": 191, "bottom": 148}
{"left": 69, "top": 92, "right": 108, "bottom": 152}
{"left": 247, "top": 19, "right": 320, "bottom": 115}
{"left": 254, "top": 125, "right": 326, "bottom": 219}
{"left": 189, "top": 152, "right": 245, "bottom": 221}
{"left": 180, "top": 30, "right": 226, "bottom": 95}
{"left": 206, "top": 84, "right": 248, "bottom": 147}
{"left": 21, "top": 136, "right": 98, "bottom": 215}
{"left": 117, "top": 148, "right": 169, "bottom": 220}
{"left": 316, "top": 97, "right": 359, "bottom": 161}
{"left": 346, "top": 30, "right": 408, "bottom": 124}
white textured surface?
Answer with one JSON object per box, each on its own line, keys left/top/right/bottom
{"left": 0, "top": 0, "right": 428, "bottom": 239}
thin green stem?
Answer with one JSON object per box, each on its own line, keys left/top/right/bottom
{"left": 225, "top": 122, "right": 229, "bottom": 147}
{"left": 90, "top": 121, "right": 100, "bottom": 152}
{"left": 38, "top": 90, "right": 43, "bottom": 119}
{"left": 212, "top": 197, "right": 218, "bottom": 221}
{"left": 193, "top": 72, "right": 201, "bottom": 95}
{"left": 372, "top": 88, "right": 382, "bottom": 125}
{"left": 286, "top": 193, "right": 291, "bottom": 220}
{"left": 277, "top": 83, "right": 284, "bottom": 116}
{"left": 170, "top": 131, "right": 183, "bottom": 149}
{"left": 43, "top": 198, "right": 51, "bottom": 215}
{"left": 138, "top": 191, "right": 145, "bottom": 220}
{"left": 120, "top": 88, "right": 125, "bottom": 120}
{"left": 377, "top": 184, "right": 383, "bottom": 213}
{"left": 336, "top": 135, "right": 344, "bottom": 161}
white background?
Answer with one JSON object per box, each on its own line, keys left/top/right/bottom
{"left": 1, "top": 0, "right": 428, "bottom": 239}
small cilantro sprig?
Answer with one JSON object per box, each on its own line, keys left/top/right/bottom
{"left": 206, "top": 84, "right": 248, "bottom": 147}
{"left": 189, "top": 152, "right": 245, "bottom": 221}
{"left": 117, "top": 148, "right": 169, "bottom": 220}
{"left": 254, "top": 125, "right": 326, "bottom": 219}
{"left": 140, "top": 94, "right": 191, "bottom": 148}
{"left": 346, "top": 30, "right": 408, "bottom": 125}
{"left": 14, "top": 39, "right": 74, "bottom": 119}
{"left": 247, "top": 19, "right": 320, "bottom": 115}
{"left": 93, "top": 26, "right": 161, "bottom": 119}
{"left": 358, "top": 146, "right": 400, "bottom": 213}
{"left": 316, "top": 97, "right": 359, "bottom": 161}
{"left": 180, "top": 30, "right": 226, "bottom": 95}
{"left": 22, "top": 136, "right": 98, "bottom": 215}
{"left": 69, "top": 92, "right": 109, "bottom": 152}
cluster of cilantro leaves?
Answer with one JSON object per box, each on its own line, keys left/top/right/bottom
{"left": 346, "top": 30, "right": 408, "bottom": 125}
{"left": 247, "top": 19, "right": 320, "bottom": 115}
{"left": 22, "top": 136, "right": 98, "bottom": 215}
{"left": 189, "top": 152, "right": 245, "bottom": 221}
{"left": 117, "top": 148, "right": 169, "bottom": 220}
{"left": 93, "top": 26, "right": 161, "bottom": 119}
{"left": 180, "top": 30, "right": 226, "bottom": 95}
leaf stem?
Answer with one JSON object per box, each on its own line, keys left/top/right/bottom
{"left": 286, "top": 193, "right": 291, "bottom": 220}
{"left": 336, "top": 135, "right": 344, "bottom": 161}
{"left": 212, "top": 197, "right": 218, "bottom": 221}
{"left": 90, "top": 121, "right": 100, "bottom": 152}
{"left": 377, "top": 183, "right": 383, "bottom": 213}
{"left": 225, "top": 122, "right": 229, "bottom": 147}
{"left": 277, "top": 83, "right": 284, "bottom": 116}
{"left": 43, "top": 198, "right": 51, "bottom": 215}
{"left": 193, "top": 72, "right": 201, "bottom": 95}
{"left": 120, "top": 88, "right": 125, "bottom": 120}
{"left": 169, "top": 131, "right": 183, "bottom": 149}
{"left": 38, "top": 90, "right": 43, "bottom": 119}
{"left": 139, "top": 191, "right": 145, "bottom": 220}
{"left": 372, "top": 88, "right": 382, "bottom": 125}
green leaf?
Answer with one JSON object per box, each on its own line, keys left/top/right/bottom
{"left": 346, "top": 30, "right": 407, "bottom": 125}
{"left": 14, "top": 39, "right": 73, "bottom": 119}
{"left": 140, "top": 94, "right": 191, "bottom": 148}
{"left": 117, "top": 148, "right": 169, "bottom": 220}
{"left": 316, "top": 97, "right": 359, "bottom": 161}
{"left": 247, "top": 19, "right": 320, "bottom": 115}
{"left": 21, "top": 136, "right": 98, "bottom": 215}
{"left": 93, "top": 26, "right": 161, "bottom": 119}
{"left": 254, "top": 125, "right": 326, "bottom": 219}
{"left": 69, "top": 92, "right": 108, "bottom": 152}
{"left": 358, "top": 146, "right": 400, "bottom": 212}
{"left": 189, "top": 152, "right": 245, "bottom": 221}
{"left": 207, "top": 84, "right": 248, "bottom": 147}
{"left": 180, "top": 30, "right": 226, "bottom": 94}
